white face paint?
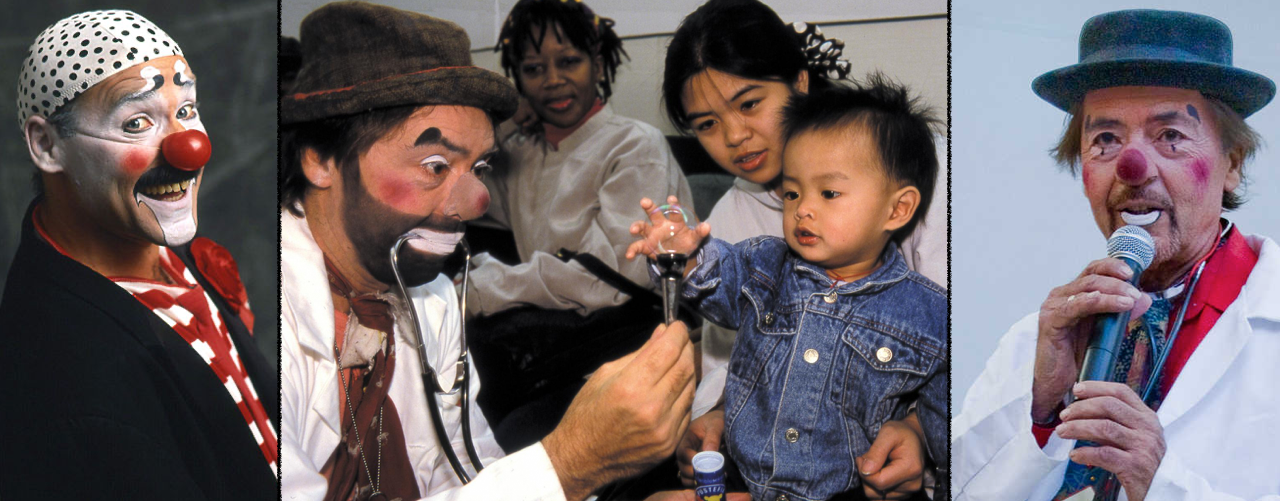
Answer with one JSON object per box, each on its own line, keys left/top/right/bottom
{"left": 403, "top": 227, "right": 463, "bottom": 255}
{"left": 54, "top": 55, "right": 206, "bottom": 248}
{"left": 137, "top": 189, "right": 197, "bottom": 245}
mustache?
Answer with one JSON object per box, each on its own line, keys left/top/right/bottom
{"left": 134, "top": 163, "right": 200, "bottom": 189}
{"left": 1108, "top": 186, "right": 1174, "bottom": 210}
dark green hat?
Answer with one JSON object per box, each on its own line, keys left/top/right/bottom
{"left": 1033, "top": 9, "right": 1275, "bottom": 117}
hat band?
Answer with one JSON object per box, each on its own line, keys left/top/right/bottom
{"left": 1081, "top": 44, "right": 1226, "bottom": 66}
{"left": 288, "top": 65, "right": 480, "bottom": 101}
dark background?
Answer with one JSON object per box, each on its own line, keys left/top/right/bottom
{"left": 0, "top": 0, "right": 278, "bottom": 365}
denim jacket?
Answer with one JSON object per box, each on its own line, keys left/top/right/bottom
{"left": 681, "top": 236, "right": 948, "bottom": 501}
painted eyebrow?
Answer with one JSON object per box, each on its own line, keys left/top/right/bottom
{"left": 414, "top": 129, "right": 470, "bottom": 156}
{"left": 109, "top": 89, "right": 159, "bottom": 114}
{"left": 685, "top": 84, "right": 763, "bottom": 122}
{"left": 107, "top": 77, "right": 198, "bottom": 114}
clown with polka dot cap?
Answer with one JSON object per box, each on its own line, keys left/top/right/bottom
{"left": 18, "top": 9, "right": 212, "bottom": 247}
{"left": 1, "top": 10, "right": 278, "bottom": 498}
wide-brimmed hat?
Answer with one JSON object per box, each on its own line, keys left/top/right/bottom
{"left": 1032, "top": 9, "right": 1275, "bottom": 117}
{"left": 280, "top": 2, "right": 518, "bottom": 124}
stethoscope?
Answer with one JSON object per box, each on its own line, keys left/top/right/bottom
{"left": 1137, "top": 219, "right": 1230, "bottom": 402}
{"left": 389, "top": 234, "right": 484, "bottom": 484}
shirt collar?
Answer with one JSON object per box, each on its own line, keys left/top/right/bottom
{"left": 790, "top": 242, "right": 910, "bottom": 295}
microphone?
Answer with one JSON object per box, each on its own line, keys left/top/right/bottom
{"left": 1077, "top": 225, "right": 1155, "bottom": 385}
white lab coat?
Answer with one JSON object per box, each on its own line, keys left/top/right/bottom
{"left": 280, "top": 210, "right": 566, "bottom": 500}
{"left": 953, "top": 234, "right": 1280, "bottom": 501}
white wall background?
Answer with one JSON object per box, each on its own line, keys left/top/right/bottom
{"left": 952, "top": 2, "right": 1280, "bottom": 414}
{"left": 281, "top": 0, "right": 947, "bottom": 136}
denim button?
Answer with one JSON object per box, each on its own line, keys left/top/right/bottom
{"left": 764, "top": 312, "right": 775, "bottom": 325}
{"left": 803, "top": 349, "right": 818, "bottom": 363}
{"left": 823, "top": 292, "right": 837, "bottom": 303}
{"left": 785, "top": 428, "right": 799, "bottom": 442}
{"left": 778, "top": 496, "right": 790, "bottom": 501}
{"left": 877, "top": 346, "right": 893, "bottom": 362}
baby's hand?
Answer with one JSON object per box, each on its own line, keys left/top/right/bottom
{"left": 625, "top": 196, "right": 711, "bottom": 261}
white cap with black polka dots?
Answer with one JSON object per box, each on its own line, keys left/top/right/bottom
{"left": 16, "top": 10, "right": 183, "bottom": 129}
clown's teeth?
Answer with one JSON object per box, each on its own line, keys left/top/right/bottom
{"left": 141, "top": 180, "right": 193, "bottom": 197}
{"left": 1121, "top": 210, "right": 1161, "bottom": 226}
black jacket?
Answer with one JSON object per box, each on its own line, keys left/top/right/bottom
{"left": 0, "top": 202, "right": 278, "bottom": 500}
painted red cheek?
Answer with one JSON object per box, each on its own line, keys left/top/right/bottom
{"left": 1191, "top": 158, "right": 1211, "bottom": 191}
{"left": 1081, "top": 166, "right": 1091, "bottom": 186}
{"left": 123, "top": 148, "right": 154, "bottom": 174}
{"left": 1116, "top": 149, "right": 1148, "bottom": 183}
{"left": 376, "top": 179, "right": 416, "bottom": 212}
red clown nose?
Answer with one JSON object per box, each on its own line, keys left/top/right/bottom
{"left": 162, "top": 129, "right": 212, "bottom": 171}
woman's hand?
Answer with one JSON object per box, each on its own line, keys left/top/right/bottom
{"left": 675, "top": 410, "right": 725, "bottom": 487}
{"left": 511, "top": 95, "right": 541, "bottom": 135}
{"left": 857, "top": 416, "right": 928, "bottom": 500}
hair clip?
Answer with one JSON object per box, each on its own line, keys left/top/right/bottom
{"left": 791, "top": 21, "right": 851, "bottom": 80}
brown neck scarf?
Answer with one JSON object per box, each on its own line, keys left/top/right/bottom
{"left": 321, "top": 256, "right": 421, "bottom": 501}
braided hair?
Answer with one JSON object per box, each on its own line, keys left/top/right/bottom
{"left": 496, "top": 0, "right": 627, "bottom": 101}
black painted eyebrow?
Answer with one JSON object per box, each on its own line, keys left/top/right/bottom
{"left": 414, "top": 129, "right": 470, "bottom": 156}
{"left": 685, "top": 84, "right": 763, "bottom": 122}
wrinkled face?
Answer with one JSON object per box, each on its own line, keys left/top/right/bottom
{"left": 682, "top": 68, "right": 803, "bottom": 186}
{"left": 339, "top": 105, "right": 495, "bottom": 287}
{"left": 781, "top": 127, "right": 899, "bottom": 274}
{"left": 516, "top": 23, "right": 602, "bottom": 129}
{"left": 56, "top": 54, "right": 205, "bottom": 247}
{"left": 1079, "top": 86, "right": 1238, "bottom": 286}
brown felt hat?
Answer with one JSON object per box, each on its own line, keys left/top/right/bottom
{"left": 281, "top": 2, "right": 518, "bottom": 124}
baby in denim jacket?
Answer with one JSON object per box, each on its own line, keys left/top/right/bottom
{"left": 628, "top": 76, "right": 947, "bottom": 500}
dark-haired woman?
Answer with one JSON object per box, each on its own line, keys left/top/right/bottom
{"left": 661, "top": 1, "right": 945, "bottom": 499}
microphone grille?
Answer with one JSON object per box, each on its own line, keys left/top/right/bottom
{"left": 1107, "top": 225, "right": 1155, "bottom": 270}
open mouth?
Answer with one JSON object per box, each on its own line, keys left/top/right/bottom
{"left": 545, "top": 96, "right": 574, "bottom": 112}
{"left": 134, "top": 165, "right": 200, "bottom": 203}
{"left": 733, "top": 150, "right": 767, "bottom": 172}
{"left": 794, "top": 227, "right": 819, "bottom": 245}
{"left": 1119, "top": 208, "right": 1162, "bottom": 226}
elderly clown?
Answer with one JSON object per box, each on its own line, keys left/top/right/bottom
{"left": 0, "top": 10, "right": 277, "bottom": 500}
{"left": 954, "top": 10, "right": 1280, "bottom": 501}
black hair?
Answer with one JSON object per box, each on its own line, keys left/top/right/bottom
{"left": 782, "top": 73, "right": 941, "bottom": 244}
{"left": 495, "top": 0, "right": 627, "bottom": 101}
{"left": 662, "top": 0, "right": 839, "bottom": 132}
{"left": 279, "top": 106, "right": 419, "bottom": 215}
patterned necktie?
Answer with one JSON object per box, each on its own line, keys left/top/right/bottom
{"left": 321, "top": 256, "right": 422, "bottom": 501}
{"left": 1051, "top": 297, "right": 1173, "bottom": 501}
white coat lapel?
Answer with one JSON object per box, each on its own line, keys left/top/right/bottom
{"left": 1156, "top": 299, "right": 1250, "bottom": 428}
{"left": 1158, "top": 235, "right": 1279, "bottom": 428}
